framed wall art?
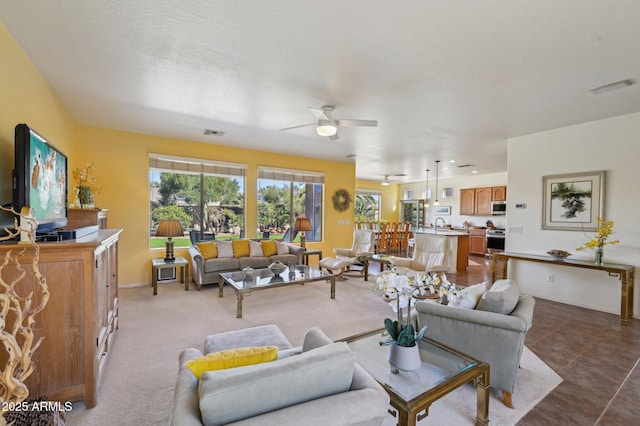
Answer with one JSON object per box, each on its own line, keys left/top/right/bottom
{"left": 434, "top": 205, "right": 451, "bottom": 216}
{"left": 541, "top": 170, "right": 605, "bottom": 231}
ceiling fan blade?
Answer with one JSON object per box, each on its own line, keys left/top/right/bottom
{"left": 328, "top": 132, "right": 339, "bottom": 141}
{"left": 279, "top": 123, "right": 316, "bottom": 131}
{"left": 309, "top": 107, "right": 331, "bottom": 121}
{"left": 335, "top": 119, "right": 377, "bottom": 127}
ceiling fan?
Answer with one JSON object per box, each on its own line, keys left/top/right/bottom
{"left": 280, "top": 106, "right": 377, "bottom": 141}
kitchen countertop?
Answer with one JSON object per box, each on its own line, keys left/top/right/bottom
{"left": 414, "top": 229, "right": 470, "bottom": 236}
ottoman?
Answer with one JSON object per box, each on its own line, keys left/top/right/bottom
{"left": 318, "top": 257, "right": 349, "bottom": 280}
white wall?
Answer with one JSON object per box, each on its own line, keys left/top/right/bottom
{"left": 507, "top": 111, "right": 640, "bottom": 318}
{"left": 398, "top": 172, "right": 508, "bottom": 228}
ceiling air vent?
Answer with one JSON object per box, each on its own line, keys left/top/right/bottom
{"left": 203, "top": 129, "right": 225, "bottom": 136}
{"left": 457, "top": 164, "right": 474, "bottom": 168}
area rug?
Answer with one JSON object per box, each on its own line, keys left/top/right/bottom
{"left": 468, "top": 259, "right": 483, "bottom": 266}
{"left": 381, "top": 346, "right": 562, "bottom": 426}
{"left": 66, "top": 276, "right": 560, "bottom": 425}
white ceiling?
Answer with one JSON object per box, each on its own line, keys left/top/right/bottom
{"left": 2, "top": 1, "right": 640, "bottom": 184}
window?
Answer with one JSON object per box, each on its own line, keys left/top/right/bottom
{"left": 149, "top": 154, "right": 246, "bottom": 248}
{"left": 257, "top": 167, "right": 324, "bottom": 242}
{"left": 355, "top": 189, "right": 381, "bottom": 222}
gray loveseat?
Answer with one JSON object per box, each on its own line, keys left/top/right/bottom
{"left": 188, "top": 240, "right": 304, "bottom": 289}
{"left": 170, "top": 324, "right": 390, "bottom": 426}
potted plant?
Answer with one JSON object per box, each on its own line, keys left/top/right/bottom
{"left": 374, "top": 268, "right": 429, "bottom": 371}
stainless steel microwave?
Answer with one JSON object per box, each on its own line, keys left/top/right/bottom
{"left": 491, "top": 201, "right": 507, "bottom": 215}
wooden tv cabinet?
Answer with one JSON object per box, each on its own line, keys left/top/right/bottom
{"left": 0, "top": 229, "right": 122, "bottom": 407}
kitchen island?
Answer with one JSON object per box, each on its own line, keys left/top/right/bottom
{"left": 414, "top": 230, "right": 470, "bottom": 272}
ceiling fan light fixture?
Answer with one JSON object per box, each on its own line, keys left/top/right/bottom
{"left": 381, "top": 176, "right": 390, "bottom": 186}
{"left": 316, "top": 120, "right": 337, "bottom": 136}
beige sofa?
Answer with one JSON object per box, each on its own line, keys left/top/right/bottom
{"left": 188, "top": 240, "right": 304, "bottom": 289}
{"left": 170, "top": 325, "right": 390, "bottom": 426}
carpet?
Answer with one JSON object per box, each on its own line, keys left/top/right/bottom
{"left": 66, "top": 275, "right": 560, "bottom": 426}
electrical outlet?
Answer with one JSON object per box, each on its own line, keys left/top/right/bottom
{"left": 338, "top": 220, "right": 345, "bottom": 225}
{"left": 546, "top": 274, "right": 554, "bottom": 283}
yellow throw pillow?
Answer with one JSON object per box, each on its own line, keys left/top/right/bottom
{"left": 261, "top": 240, "right": 277, "bottom": 257}
{"left": 186, "top": 346, "right": 279, "bottom": 379}
{"left": 197, "top": 241, "right": 218, "bottom": 259}
{"left": 232, "top": 239, "right": 250, "bottom": 258}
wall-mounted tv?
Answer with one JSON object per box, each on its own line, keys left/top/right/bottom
{"left": 13, "top": 124, "right": 68, "bottom": 231}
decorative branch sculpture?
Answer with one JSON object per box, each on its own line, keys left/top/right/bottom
{"left": 0, "top": 206, "right": 49, "bottom": 424}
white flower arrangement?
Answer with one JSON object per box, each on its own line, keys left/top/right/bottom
{"left": 372, "top": 266, "right": 429, "bottom": 347}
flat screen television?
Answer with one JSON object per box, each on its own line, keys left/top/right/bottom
{"left": 12, "top": 123, "right": 68, "bottom": 231}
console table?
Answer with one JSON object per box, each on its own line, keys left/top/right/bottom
{"left": 491, "top": 252, "right": 635, "bottom": 326}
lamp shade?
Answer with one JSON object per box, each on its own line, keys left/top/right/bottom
{"left": 156, "top": 220, "right": 184, "bottom": 238}
{"left": 295, "top": 217, "right": 313, "bottom": 232}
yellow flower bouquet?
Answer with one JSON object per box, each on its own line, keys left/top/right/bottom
{"left": 576, "top": 217, "right": 619, "bottom": 264}
{"left": 73, "top": 163, "right": 100, "bottom": 208}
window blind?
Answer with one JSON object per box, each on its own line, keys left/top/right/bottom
{"left": 356, "top": 189, "right": 382, "bottom": 197}
{"left": 149, "top": 154, "right": 245, "bottom": 177}
{"left": 258, "top": 166, "right": 324, "bottom": 184}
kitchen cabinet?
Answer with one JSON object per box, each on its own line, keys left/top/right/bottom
{"left": 492, "top": 186, "right": 507, "bottom": 202}
{"left": 460, "top": 189, "right": 475, "bottom": 215}
{"left": 475, "top": 187, "right": 493, "bottom": 215}
{"left": 469, "top": 229, "right": 487, "bottom": 255}
{"left": 460, "top": 186, "right": 507, "bottom": 215}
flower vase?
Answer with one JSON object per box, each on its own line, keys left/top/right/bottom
{"left": 595, "top": 246, "right": 604, "bottom": 266}
{"left": 78, "top": 186, "right": 94, "bottom": 209}
{"left": 388, "top": 344, "right": 421, "bottom": 372}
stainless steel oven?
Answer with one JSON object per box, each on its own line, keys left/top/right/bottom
{"left": 486, "top": 228, "right": 505, "bottom": 256}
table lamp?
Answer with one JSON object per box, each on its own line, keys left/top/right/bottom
{"left": 295, "top": 217, "right": 313, "bottom": 249}
{"left": 156, "top": 219, "right": 184, "bottom": 262}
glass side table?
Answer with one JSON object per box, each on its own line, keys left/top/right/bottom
{"left": 151, "top": 257, "right": 189, "bottom": 295}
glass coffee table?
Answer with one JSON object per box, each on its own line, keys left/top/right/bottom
{"left": 219, "top": 266, "right": 335, "bottom": 318}
{"left": 343, "top": 329, "right": 490, "bottom": 426}
{"left": 364, "top": 254, "right": 394, "bottom": 281}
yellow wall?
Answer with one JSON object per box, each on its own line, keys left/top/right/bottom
{"left": 355, "top": 179, "right": 399, "bottom": 222}
{"left": 1, "top": 21, "right": 357, "bottom": 285}
{"left": 76, "top": 126, "right": 356, "bottom": 285}
{"left": 0, "top": 22, "right": 77, "bottom": 200}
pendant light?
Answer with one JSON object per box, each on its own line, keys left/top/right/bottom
{"left": 424, "top": 169, "right": 430, "bottom": 208}
{"left": 434, "top": 160, "right": 440, "bottom": 206}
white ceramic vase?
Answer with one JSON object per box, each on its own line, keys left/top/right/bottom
{"left": 387, "top": 343, "right": 421, "bottom": 371}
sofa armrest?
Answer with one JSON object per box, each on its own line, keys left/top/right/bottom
{"left": 333, "top": 248, "right": 353, "bottom": 257}
{"left": 169, "top": 348, "right": 204, "bottom": 426}
{"left": 287, "top": 244, "right": 304, "bottom": 264}
{"left": 389, "top": 256, "right": 412, "bottom": 268}
{"left": 508, "top": 294, "right": 535, "bottom": 331}
{"left": 187, "top": 246, "right": 204, "bottom": 286}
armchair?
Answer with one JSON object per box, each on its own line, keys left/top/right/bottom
{"left": 389, "top": 232, "right": 449, "bottom": 275}
{"left": 333, "top": 229, "right": 376, "bottom": 276}
{"left": 415, "top": 291, "right": 535, "bottom": 408}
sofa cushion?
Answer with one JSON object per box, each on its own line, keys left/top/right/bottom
{"left": 261, "top": 240, "right": 277, "bottom": 257}
{"left": 275, "top": 240, "right": 290, "bottom": 255}
{"left": 216, "top": 241, "right": 234, "bottom": 258}
{"left": 458, "top": 282, "right": 487, "bottom": 310}
{"left": 249, "top": 240, "right": 264, "bottom": 257}
{"left": 232, "top": 239, "right": 250, "bottom": 258}
{"left": 198, "top": 342, "right": 355, "bottom": 426}
{"left": 476, "top": 279, "right": 519, "bottom": 315}
{"left": 239, "top": 257, "right": 270, "bottom": 269}
{"left": 197, "top": 241, "right": 218, "bottom": 260}
{"left": 203, "top": 258, "right": 240, "bottom": 273}
{"left": 186, "top": 346, "right": 278, "bottom": 379}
